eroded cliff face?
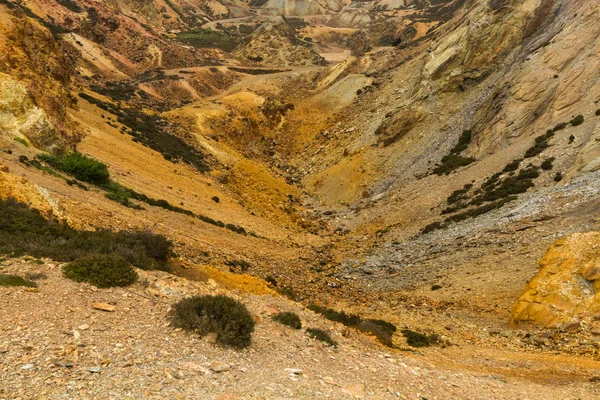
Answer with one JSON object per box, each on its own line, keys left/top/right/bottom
{"left": 0, "top": 11, "right": 80, "bottom": 147}
{"left": 0, "top": 73, "right": 60, "bottom": 149}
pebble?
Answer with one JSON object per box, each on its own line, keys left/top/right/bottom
{"left": 87, "top": 366, "right": 101, "bottom": 373}
{"left": 285, "top": 368, "right": 303, "bottom": 375}
{"left": 92, "top": 303, "right": 116, "bottom": 312}
{"left": 210, "top": 361, "right": 230, "bottom": 373}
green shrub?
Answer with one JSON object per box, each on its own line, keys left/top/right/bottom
{"left": 39, "top": 153, "right": 109, "bottom": 185}
{"left": 570, "top": 115, "right": 584, "bottom": 126}
{"left": 63, "top": 254, "right": 138, "bottom": 288}
{"left": 306, "top": 328, "right": 337, "bottom": 347}
{"left": 272, "top": 311, "right": 302, "bottom": 329}
{"left": 0, "top": 198, "right": 172, "bottom": 270}
{"left": 596, "top": 109, "right": 600, "bottom": 116}
{"left": 0, "top": 274, "right": 37, "bottom": 288}
{"left": 169, "top": 295, "right": 255, "bottom": 348}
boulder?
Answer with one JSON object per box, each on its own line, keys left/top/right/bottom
{"left": 510, "top": 232, "right": 600, "bottom": 328}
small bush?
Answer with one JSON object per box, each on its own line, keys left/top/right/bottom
{"left": 0, "top": 274, "right": 37, "bottom": 288}
{"left": 277, "top": 286, "right": 298, "bottom": 301}
{"left": 225, "top": 259, "right": 250, "bottom": 272}
{"left": 554, "top": 172, "right": 563, "bottom": 182}
{"left": 595, "top": 109, "right": 600, "bottom": 116}
{"left": 63, "top": 254, "right": 138, "bottom": 288}
{"left": 169, "top": 295, "right": 255, "bottom": 348}
{"left": 569, "top": 135, "right": 575, "bottom": 144}
{"left": 306, "top": 328, "right": 337, "bottom": 347}
{"left": 308, "top": 304, "right": 361, "bottom": 326}
{"left": 272, "top": 311, "right": 302, "bottom": 329}
{"left": 212, "top": 196, "right": 220, "bottom": 203}
{"left": 422, "top": 221, "right": 444, "bottom": 234}
{"left": 541, "top": 157, "right": 555, "bottom": 170}
{"left": 308, "top": 304, "right": 396, "bottom": 347}
{"left": 265, "top": 275, "right": 278, "bottom": 286}
{"left": 570, "top": 115, "right": 584, "bottom": 126}
{"left": 401, "top": 329, "right": 439, "bottom": 347}
{"left": 24, "top": 272, "right": 47, "bottom": 281}
{"left": 39, "top": 153, "right": 109, "bottom": 185}
{"left": 503, "top": 158, "right": 521, "bottom": 173}
{"left": 433, "top": 130, "right": 476, "bottom": 175}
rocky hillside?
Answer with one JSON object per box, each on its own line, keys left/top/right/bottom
{"left": 2, "top": 0, "right": 600, "bottom": 397}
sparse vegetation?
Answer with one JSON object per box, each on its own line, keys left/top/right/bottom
{"left": 63, "top": 254, "right": 138, "bottom": 288}
{"left": 176, "top": 28, "right": 240, "bottom": 52}
{"left": 225, "top": 259, "right": 250, "bottom": 272}
{"left": 554, "top": 172, "right": 563, "bottom": 182}
{"left": 433, "top": 130, "right": 475, "bottom": 175}
{"left": 308, "top": 304, "right": 396, "bottom": 347}
{"left": 596, "top": 109, "right": 600, "bottom": 116}
{"left": 524, "top": 131, "right": 553, "bottom": 158}
{"left": 276, "top": 286, "right": 298, "bottom": 301}
{"left": 0, "top": 274, "right": 37, "bottom": 288}
{"left": 169, "top": 295, "right": 255, "bottom": 348}
{"left": 56, "top": 0, "right": 82, "bottom": 13}
{"left": 0, "top": 198, "right": 172, "bottom": 271}
{"left": 401, "top": 329, "right": 440, "bottom": 348}
{"left": 265, "top": 275, "right": 278, "bottom": 286}
{"left": 306, "top": 328, "right": 337, "bottom": 347}
{"left": 38, "top": 153, "right": 110, "bottom": 185}
{"left": 78, "top": 93, "right": 210, "bottom": 172}
{"left": 570, "top": 115, "right": 584, "bottom": 126}
{"left": 26, "top": 152, "right": 250, "bottom": 236}
{"left": 272, "top": 311, "right": 302, "bottom": 329}
{"left": 541, "top": 157, "right": 555, "bottom": 170}
{"left": 13, "top": 137, "right": 29, "bottom": 147}
{"left": 502, "top": 158, "right": 521, "bottom": 173}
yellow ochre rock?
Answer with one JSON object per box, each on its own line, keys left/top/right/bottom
{"left": 511, "top": 232, "right": 600, "bottom": 328}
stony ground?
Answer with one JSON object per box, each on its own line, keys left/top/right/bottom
{"left": 2, "top": 258, "right": 600, "bottom": 399}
